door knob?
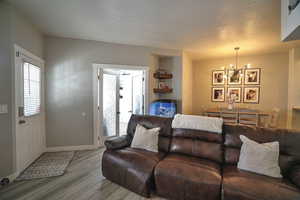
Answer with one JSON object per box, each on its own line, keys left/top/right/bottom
{"left": 19, "top": 120, "right": 26, "bottom": 124}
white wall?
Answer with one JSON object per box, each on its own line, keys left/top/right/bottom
{"left": 0, "top": 2, "right": 43, "bottom": 178}
{"left": 45, "top": 36, "right": 182, "bottom": 148}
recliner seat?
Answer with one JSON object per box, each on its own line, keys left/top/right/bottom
{"left": 222, "top": 125, "right": 300, "bottom": 200}
{"left": 101, "top": 115, "right": 173, "bottom": 197}
{"left": 155, "top": 128, "right": 223, "bottom": 200}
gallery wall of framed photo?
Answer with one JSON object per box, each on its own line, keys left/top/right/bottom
{"left": 211, "top": 68, "right": 261, "bottom": 103}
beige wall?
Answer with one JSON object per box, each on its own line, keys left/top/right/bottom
{"left": 192, "top": 52, "right": 289, "bottom": 128}
{"left": 11, "top": 8, "right": 44, "bottom": 59}
{"left": 288, "top": 47, "right": 300, "bottom": 129}
{"left": 182, "top": 52, "right": 193, "bottom": 114}
{"left": 45, "top": 36, "right": 182, "bottom": 148}
{"left": 0, "top": 1, "right": 13, "bottom": 178}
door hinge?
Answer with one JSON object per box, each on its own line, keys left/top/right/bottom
{"left": 97, "top": 106, "right": 100, "bottom": 111}
{"left": 142, "top": 77, "right": 145, "bottom": 81}
{"left": 97, "top": 75, "right": 100, "bottom": 80}
{"left": 16, "top": 51, "right": 20, "bottom": 57}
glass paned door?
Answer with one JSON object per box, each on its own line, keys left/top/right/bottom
{"left": 102, "top": 68, "right": 145, "bottom": 138}
{"left": 103, "top": 74, "right": 118, "bottom": 137}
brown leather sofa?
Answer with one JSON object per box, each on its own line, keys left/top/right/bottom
{"left": 102, "top": 115, "right": 300, "bottom": 200}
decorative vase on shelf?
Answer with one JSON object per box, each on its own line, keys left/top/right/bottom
{"left": 228, "top": 103, "right": 233, "bottom": 110}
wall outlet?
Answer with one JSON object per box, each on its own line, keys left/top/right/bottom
{"left": 0, "top": 104, "right": 8, "bottom": 114}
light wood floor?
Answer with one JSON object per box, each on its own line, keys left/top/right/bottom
{"left": 0, "top": 148, "right": 166, "bottom": 200}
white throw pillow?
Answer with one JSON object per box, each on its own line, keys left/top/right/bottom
{"left": 238, "top": 135, "right": 282, "bottom": 178}
{"left": 131, "top": 124, "right": 160, "bottom": 152}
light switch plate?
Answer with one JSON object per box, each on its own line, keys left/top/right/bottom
{"left": 0, "top": 104, "right": 8, "bottom": 114}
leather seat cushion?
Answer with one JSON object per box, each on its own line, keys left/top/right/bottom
{"left": 102, "top": 148, "right": 164, "bottom": 197}
{"left": 155, "top": 154, "right": 222, "bottom": 200}
{"left": 222, "top": 165, "right": 300, "bottom": 200}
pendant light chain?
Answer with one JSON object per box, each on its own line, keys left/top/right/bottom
{"left": 235, "top": 47, "right": 240, "bottom": 70}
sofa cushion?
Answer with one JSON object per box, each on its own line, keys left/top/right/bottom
{"left": 222, "top": 165, "right": 300, "bottom": 200}
{"left": 102, "top": 148, "right": 164, "bottom": 197}
{"left": 170, "top": 128, "right": 223, "bottom": 163}
{"left": 155, "top": 154, "right": 222, "bottom": 200}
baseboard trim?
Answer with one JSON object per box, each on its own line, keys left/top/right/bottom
{"left": 8, "top": 172, "right": 19, "bottom": 182}
{"left": 46, "top": 145, "right": 99, "bottom": 152}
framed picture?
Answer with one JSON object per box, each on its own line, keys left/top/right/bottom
{"left": 158, "top": 81, "right": 167, "bottom": 89}
{"left": 212, "top": 87, "right": 225, "bottom": 102}
{"left": 212, "top": 70, "right": 226, "bottom": 85}
{"left": 244, "top": 87, "right": 260, "bottom": 103}
{"left": 227, "top": 87, "right": 242, "bottom": 103}
{"left": 227, "top": 69, "right": 243, "bottom": 85}
{"left": 245, "top": 68, "right": 261, "bottom": 85}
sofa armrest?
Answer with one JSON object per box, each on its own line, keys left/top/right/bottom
{"left": 104, "top": 135, "right": 131, "bottom": 150}
{"left": 290, "top": 165, "right": 300, "bottom": 189}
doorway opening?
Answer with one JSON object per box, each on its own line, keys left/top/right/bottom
{"left": 94, "top": 64, "right": 148, "bottom": 144}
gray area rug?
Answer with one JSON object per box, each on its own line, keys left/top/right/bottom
{"left": 16, "top": 151, "right": 74, "bottom": 181}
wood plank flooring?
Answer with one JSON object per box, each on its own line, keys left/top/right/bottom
{"left": 0, "top": 148, "right": 166, "bottom": 200}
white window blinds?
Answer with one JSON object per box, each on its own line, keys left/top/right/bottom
{"left": 23, "top": 62, "right": 41, "bottom": 117}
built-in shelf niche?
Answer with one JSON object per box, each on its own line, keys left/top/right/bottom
{"left": 293, "top": 106, "right": 300, "bottom": 111}
{"left": 152, "top": 55, "right": 182, "bottom": 113}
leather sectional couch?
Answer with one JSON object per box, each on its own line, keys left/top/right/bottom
{"left": 102, "top": 115, "right": 300, "bottom": 200}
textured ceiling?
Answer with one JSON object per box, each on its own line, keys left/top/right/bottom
{"left": 7, "top": 0, "right": 300, "bottom": 59}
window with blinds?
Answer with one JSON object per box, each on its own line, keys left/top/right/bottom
{"left": 23, "top": 62, "right": 41, "bottom": 117}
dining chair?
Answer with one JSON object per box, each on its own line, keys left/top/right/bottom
{"left": 266, "top": 108, "right": 280, "bottom": 128}
{"left": 206, "top": 111, "right": 221, "bottom": 118}
{"left": 239, "top": 112, "right": 259, "bottom": 126}
{"left": 221, "top": 111, "right": 238, "bottom": 125}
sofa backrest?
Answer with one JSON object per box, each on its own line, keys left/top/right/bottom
{"left": 170, "top": 128, "right": 224, "bottom": 163}
{"left": 224, "top": 124, "right": 300, "bottom": 176}
{"left": 127, "top": 115, "right": 173, "bottom": 152}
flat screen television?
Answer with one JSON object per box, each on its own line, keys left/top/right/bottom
{"left": 149, "top": 99, "right": 177, "bottom": 117}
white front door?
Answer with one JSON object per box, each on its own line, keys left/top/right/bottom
{"left": 14, "top": 45, "right": 45, "bottom": 174}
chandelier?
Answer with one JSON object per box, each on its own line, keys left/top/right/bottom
{"left": 224, "top": 47, "right": 250, "bottom": 80}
